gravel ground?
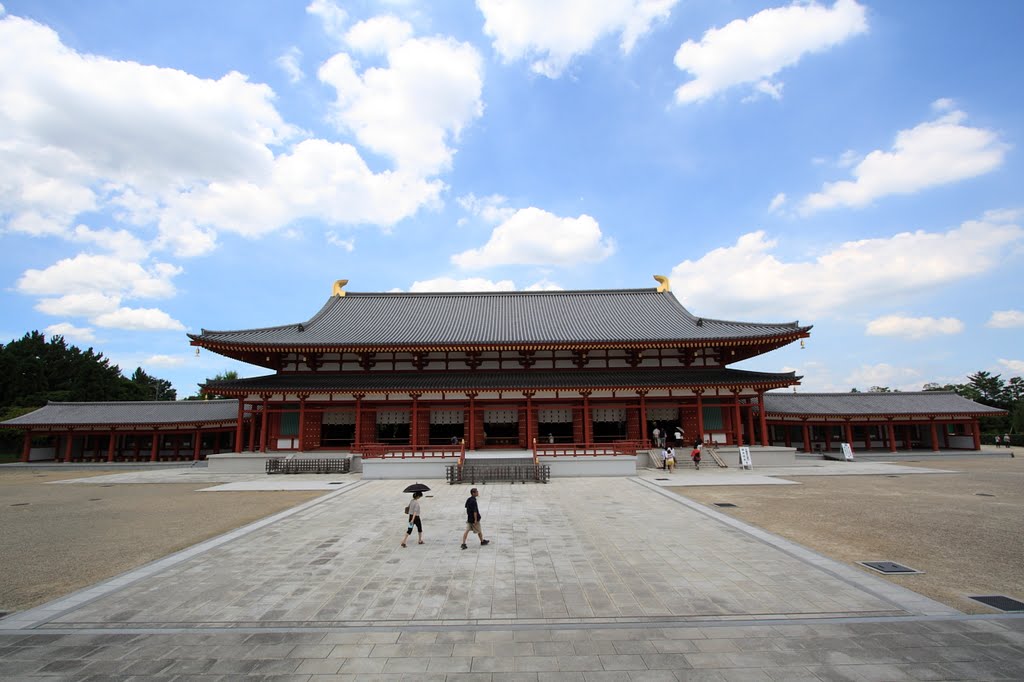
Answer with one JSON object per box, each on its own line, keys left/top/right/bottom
{"left": 0, "top": 469, "right": 323, "bottom": 614}
{"left": 676, "top": 454, "right": 1023, "bottom": 614}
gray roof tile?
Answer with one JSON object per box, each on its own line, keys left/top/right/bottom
{"left": 190, "top": 288, "right": 809, "bottom": 348}
{"left": 1, "top": 400, "right": 241, "bottom": 428}
{"left": 762, "top": 391, "right": 1005, "bottom": 417}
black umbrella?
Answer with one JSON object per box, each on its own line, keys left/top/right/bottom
{"left": 403, "top": 483, "right": 431, "bottom": 493}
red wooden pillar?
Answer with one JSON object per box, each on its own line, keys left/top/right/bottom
{"left": 235, "top": 398, "right": 245, "bottom": 453}
{"left": 943, "top": 425, "right": 950, "bottom": 449}
{"left": 695, "top": 390, "right": 705, "bottom": 444}
{"left": 757, "top": 391, "right": 768, "bottom": 446}
{"left": 193, "top": 429, "right": 202, "bottom": 460}
{"left": 259, "top": 396, "right": 269, "bottom": 453}
{"left": 354, "top": 394, "right": 363, "bottom": 447}
{"left": 173, "top": 434, "right": 181, "bottom": 459}
{"left": 64, "top": 433, "right": 74, "bottom": 462}
{"left": 107, "top": 433, "right": 117, "bottom": 462}
{"left": 745, "top": 401, "right": 755, "bottom": 446}
{"left": 582, "top": 392, "right": 592, "bottom": 444}
{"left": 972, "top": 420, "right": 981, "bottom": 450}
{"left": 298, "top": 395, "right": 307, "bottom": 452}
{"left": 887, "top": 421, "right": 897, "bottom": 452}
{"left": 247, "top": 409, "right": 257, "bottom": 451}
{"left": 150, "top": 431, "right": 159, "bottom": 461}
{"left": 783, "top": 423, "right": 792, "bottom": 448}
{"left": 844, "top": 422, "right": 853, "bottom": 446}
{"left": 802, "top": 422, "right": 811, "bottom": 453}
{"left": 930, "top": 420, "right": 939, "bottom": 452}
{"left": 525, "top": 393, "right": 534, "bottom": 447}
{"left": 864, "top": 424, "right": 872, "bottom": 450}
{"left": 732, "top": 393, "right": 742, "bottom": 445}
{"left": 21, "top": 432, "right": 32, "bottom": 463}
{"left": 639, "top": 391, "right": 648, "bottom": 447}
{"left": 824, "top": 423, "right": 832, "bottom": 452}
{"left": 410, "top": 395, "right": 419, "bottom": 448}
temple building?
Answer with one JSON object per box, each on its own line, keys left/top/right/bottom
{"left": 3, "top": 277, "right": 1004, "bottom": 462}
{"left": 187, "top": 277, "right": 810, "bottom": 454}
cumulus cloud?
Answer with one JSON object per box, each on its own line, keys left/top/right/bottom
{"left": 344, "top": 15, "right": 413, "bottom": 54}
{"left": 35, "top": 292, "right": 122, "bottom": 317}
{"left": 144, "top": 354, "right": 186, "bottom": 367}
{"left": 307, "top": 0, "right": 348, "bottom": 43}
{"left": 318, "top": 31, "right": 483, "bottom": 175}
{"left": 865, "top": 315, "right": 964, "bottom": 340}
{"left": 674, "top": 0, "right": 867, "bottom": 104}
{"left": 844, "top": 363, "right": 921, "bottom": 391}
{"left": 768, "top": 192, "right": 787, "bottom": 213}
{"left": 997, "top": 359, "right": 1024, "bottom": 374}
{"left": 987, "top": 310, "right": 1024, "bottom": 328}
{"left": 92, "top": 307, "right": 185, "bottom": 331}
{"left": 451, "top": 207, "right": 616, "bottom": 269}
{"left": 17, "top": 254, "right": 180, "bottom": 299}
{"left": 800, "top": 105, "right": 1007, "bottom": 213}
{"left": 478, "top": 0, "right": 677, "bottom": 78}
{"left": 44, "top": 322, "right": 96, "bottom": 343}
{"left": 457, "top": 192, "right": 516, "bottom": 224}
{"left": 276, "top": 47, "right": 304, "bottom": 82}
{"left": 669, "top": 213, "right": 1024, "bottom": 320}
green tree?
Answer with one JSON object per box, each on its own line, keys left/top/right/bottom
{"left": 189, "top": 370, "right": 240, "bottom": 399}
{"left": 129, "top": 367, "right": 177, "bottom": 401}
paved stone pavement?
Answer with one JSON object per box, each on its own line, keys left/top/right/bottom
{"left": 2, "top": 477, "right": 1022, "bottom": 680}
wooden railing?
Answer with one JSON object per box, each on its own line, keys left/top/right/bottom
{"left": 532, "top": 440, "right": 643, "bottom": 457}
{"left": 356, "top": 444, "right": 465, "bottom": 459}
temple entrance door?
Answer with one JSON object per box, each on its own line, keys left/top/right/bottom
{"left": 429, "top": 408, "right": 465, "bottom": 445}
{"left": 483, "top": 407, "right": 519, "bottom": 448}
{"left": 592, "top": 407, "right": 627, "bottom": 442}
{"left": 537, "top": 407, "right": 573, "bottom": 444}
{"left": 321, "top": 410, "right": 356, "bottom": 449}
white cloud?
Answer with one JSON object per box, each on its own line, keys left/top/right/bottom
{"left": 408, "top": 276, "right": 562, "bottom": 292}
{"left": 36, "top": 292, "right": 121, "bottom": 317}
{"left": 768, "top": 192, "right": 786, "bottom": 213}
{"left": 319, "top": 34, "right": 484, "bottom": 175}
{"left": 164, "top": 139, "right": 444, "bottom": 248}
{"left": 43, "top": 322, "right": 95, "bottom": 343}
{"left": 306, "top": 0, "right": 348, "bottom": 43}
{"left": 997, "top": 359, "right": 1024, "bottom": 375}
{"left": 70, "top": 225, "right": 148, "bottom": 260}
{"left": 144, "top": 354, "right": 186, "bottom": 367}
{"left": 409, "top": 277, "right": 517, "bottom": 292}
{"left": 92, "top": 307, "right": 185, "bottom": 331}
{"left": 327, "top": 231, "right": 355, "bottom": 251}
{"left": 865, "top": 315, "right": 964, "bottom": 340}
{"left": 674, "top": 0, "right": 867, "bottom": 104}
{"left": 844, "top": 363, "right": 921, "bottom": 391}
{"left": 344, "top": 15, "right": 413, "bottom": 55}
{"left": 276, "top": 47, "right": 304, "bottom": 82}
{"left": 669, "top": 213, "right": 1024, "bottom": 320}
{"left": 17, "top": 254, "right": 181, "bottom": 299}
{"left": 451, "top": 207, "right": 616, "bottom": 269}
{"left": 478, "top": 0, "right": 678, "bottom": 78}
{"left": 800, "top": 107, "right": 1007, "bottom": 213}
{"left": 457, "top": 192, "right": 516, "bottom": 224}
{"left": 987, "top": 310, "right": 1024, "bottom": 328}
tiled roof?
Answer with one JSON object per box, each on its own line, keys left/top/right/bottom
{"left": 204, "top": 368, "right": 799, "bottom": 394}
{"left": 762, "top": 391, "right": 1005, "bottom": 417}
{"left": 190, "top": 288, "right": 809, "bottom": 348}
{"left": 0, "top": 400, "right": 242, "bottom": 428}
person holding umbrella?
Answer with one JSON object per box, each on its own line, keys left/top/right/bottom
{"left": 401, "top": 483, "right": 430, "bottom": 548}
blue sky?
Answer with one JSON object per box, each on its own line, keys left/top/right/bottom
{"left": 1, "top": 0, "right": 1022, "bottom": 398}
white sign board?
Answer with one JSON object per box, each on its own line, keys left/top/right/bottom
{"left": 738, "top": 446, "right": 752, "bottom": 469}
{"left": 840, "top": 442, "right": 854, "bottom": 461}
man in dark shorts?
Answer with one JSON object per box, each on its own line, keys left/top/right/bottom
{"left": 461, "top": 487, "right": 490, "bottom": 550}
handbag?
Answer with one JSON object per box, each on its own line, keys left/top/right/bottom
{"left": 404, "top": 506, "right": 409, "bottom": 514}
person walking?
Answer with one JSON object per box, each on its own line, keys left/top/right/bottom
{"left": 690, "top": 445, "right": 701, "bottom": 470}
{"left": 664, "top": 446, "right": 675, "bottom": 472}
{"left": 400, "top": 491, "right": 424, "bottom": 547}
{"left": 652, "top": 425, "right": 661, "bottom": 449}
{"left": 461, "top": 487, "right": 490, "bottom": 550}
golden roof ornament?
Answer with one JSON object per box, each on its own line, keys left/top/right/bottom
{"left": 332, "top": 279, "right": 349, "bottom": 297}
{"left": 653, "top": 275, "right": 670, "bottom": 293}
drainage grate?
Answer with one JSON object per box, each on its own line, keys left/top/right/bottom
{"left": 859, "top": 561, "right": 922, "bottom": 574}
{"left": 969, "top": 595, "right": 1024, "bottom": 612}
{"left": 655, "top": 478, "right": 670, "bottom": 481}
{"left": 10, "top": 503, "right": 28, "bottom": 507}
{"left": 714, "top": 503, "right": 738, "bottom": 508}
{"left": 975, "top": 493, "right": 995, "bottom": 497}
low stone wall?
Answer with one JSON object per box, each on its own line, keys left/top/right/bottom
{"left": 538, "top": 455, "right": 637, "bottom": 477}
{"left": 361, "top": 457, "right": 460, "bottom": 480}
{"left": 207, "top": 452, "right": 357, "bottom": 474}
{"left": 714, "top": 445, "right": 802, "bottom": 467}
